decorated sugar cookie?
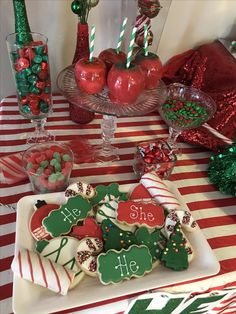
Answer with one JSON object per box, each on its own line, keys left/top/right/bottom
{"left": 135, "top": 227, "right": 166, "bottom": 263}
{"left": 76, "top": 237, "right": 103, "bottom": 277}
{"left": 37, "top": 236, "right": 85, "bottom": 288}
{"left": 65, "top": 181, "right": 95, "bottom": 200}
{"left": 116, "top": 200, "right": 164, "bottom": 228}
{"left": 69, "top": 217, "right": 103, "bottom": 240}
{"left": 141, "top": 172, "right": 180, "bottom": 211}
{"left": 161, "top": 223, "right": 189, "bottom": 271}
{"left": 97, "top": 245, "right": 153, "bottom": 285}
{"left": 102, "top": 219, "right": 137, "bottom": 251}
{"left": 29, "top": 202, "right": 60, "bottom": 241}
{"left": 129, "top": 184, "right": 152, "bottom": 201}
{"left": 96, "top": 200, "right": 136, "bottom": 232}
{"left": 11, "top": 248, "right": 76, "bottom": 295}
{"left": 42, "top": 195, "right": 92, "bottom": 237}
{"left": 162, "top": 210, "right": 197, "bottom": 239}
{"left": 91, "top": 183, "right": 128, "bottom": 206}
{"left": 176, "top": 210, "right": 197, "bottom": 232}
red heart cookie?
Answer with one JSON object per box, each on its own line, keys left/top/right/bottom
{"left": 69, "top": 217, "right": 102, "bottom": 240}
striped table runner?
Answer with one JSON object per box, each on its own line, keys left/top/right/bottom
{"left": 0, "top": 95, "right": 236, "bottom": 314}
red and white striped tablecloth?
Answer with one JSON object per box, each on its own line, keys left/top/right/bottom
{"left": 0, "top": 95, "right": 236, "bottom": 314}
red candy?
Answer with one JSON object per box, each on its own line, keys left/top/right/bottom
{"left": 134, "top": 140, "right": 176, "bottom": 179}
{"left": 36, "top": 81, "right": 46, "bottom": 89}
{"left": 38, "top": 70, "right": 48, "bottom": 80}
{"left": 15, "top": 57, "right": 29, "bottom": 71}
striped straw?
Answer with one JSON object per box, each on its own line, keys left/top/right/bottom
{"left": 116, "top": 17, "right": 128, "bottom": 54}
{"left": 89, "top": 24, "right": 96, "bottom": 62}
{"left": 126, "top": 26, "right": 137, "bottom": 68}
{"left": 144, "top": 24, "right": 148, "bottom": 56}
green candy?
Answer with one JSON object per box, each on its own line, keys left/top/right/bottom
{"left": 42, "top": 55, "right": 48, "bottom": 62}
{"left": 29, "top": 86, "right": 40, "bottom": 94}
{"left": 57, "top": 173, "right": 65, "bottom": 181}
{"left": 54, "top": 162, "right": 61, "bottom": 172}
{"left": 50, "top": 158, "right": 57, "bottom": 166}
{"left": 53, "top": 152, "right": 61, "bottom": 161}
{"left": 18, "top": 90, "right": 28, "bottom": 97}
{"left": 36, "top": 167, "right": 44, "bottom": 175}
{"left": 34, "top": 55, "right": 43, "bottom": 63}
{"left": 28, "top": 75, "right": 38, "bottom": 84}
{"left": 39, "top": 101, "right": 49, "bottom": 113}
{"left": 15, "top": 71, "right": 27, "bottom": 80}
{"left": 48, "top": 173, "right": 58, "bottom": 183}
{"left": 32, "top": 64, "right": 42, "bottom": 74}
{"left": 62, "top": 154, "right": 71, "bottom": 161}
{"left": 22, "top": 68, "right": 32, "bottom": 76}
{"left": 44, "top": 86, "right": 51, "bottom": 94}
{"left": 35, "top": 45, "right": 45, "bottom": 55}
{"left": 40, "top": 160, "right": 49, "bottom": 168}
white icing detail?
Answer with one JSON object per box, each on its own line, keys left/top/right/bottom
{"left": 61, "top": 207, "right": 81, "bottom": 223}
{"left": 33, "top": 226, "right": 49, "bottom": 240}
{"left": 130, "top": 204, "right": 154, "bottom": 222}
{"left": 114, "top": 255, "right": 138, "bottom": 277}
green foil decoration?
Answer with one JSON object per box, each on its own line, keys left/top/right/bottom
{"left": 13, "top": 0, "right": 33, "bottom": 44}
{"left": 208, "top": 142, "right": 236, "bottom": 196}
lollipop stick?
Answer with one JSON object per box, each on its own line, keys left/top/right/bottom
{"left": 126, "top": 27, "right": 137, "bottom": 68}
{"left": 116, "top": 17, "right": 128, "bottom": 54}
{"left": 89, "top": 24, "right": 96, "bottom": 62}
{"left": 144, "top": 24, "right": 148, "bottom": 56}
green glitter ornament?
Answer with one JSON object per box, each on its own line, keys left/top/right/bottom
{"left": 208, "top": 142, "right": 236, "bottom": 196}
{"left": 13, "top": 0, "right": 33, "bottom": 45}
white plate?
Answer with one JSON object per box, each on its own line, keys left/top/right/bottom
{"left": 13, "top": 182, "right": 220, "bottom": 314}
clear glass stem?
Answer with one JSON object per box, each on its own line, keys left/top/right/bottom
{"left": 27, "top": 118, "right": 55, "bottom": 144}
{"left": 94, "top": 115, "right": 119, "bottom": 162}
{"left": 167, "top": 127, "right": 181, "bottom": 154}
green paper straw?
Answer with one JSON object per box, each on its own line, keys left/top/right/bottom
{"left": 89, "top": 24, "right": 96, "bottom": 62}
{"left": 126, "top": 26, "right": 137, "bottom": 68}
{"left": 144, "top": 24, "right": 148, "bottom": 56}
{"left": 116, "top": 17, "right": 128, "bottom": 54}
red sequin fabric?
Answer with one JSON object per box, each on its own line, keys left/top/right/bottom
{"left": 162, "top": 41, "right": 236, "bottom": 151}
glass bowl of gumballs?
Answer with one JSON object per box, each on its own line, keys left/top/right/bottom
{"left": 22, "top": 142, "right": 74, "bottom": 194}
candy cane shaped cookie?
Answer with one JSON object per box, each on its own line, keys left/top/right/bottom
{"left": 11, "top": 248, "right": 76, "bottom": 295}
{"left": 162, "top": 210, "right": 197, "bottom": 239}
{"left": 76, "top": 237, "right": 103, "bottom": 277}
{"left": 65, "top": 181, "right": 95, "bottom": 200}
{"left": 140, "top": 172, "right": 180, "bottom": 211}
{"left": 176, "top": 210, "right": 197, "bottom": 232}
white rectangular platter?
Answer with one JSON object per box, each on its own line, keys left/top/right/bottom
{"left": 13, "top": 182, "right": 220, "bottom": 314}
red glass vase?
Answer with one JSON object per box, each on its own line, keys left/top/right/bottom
{"left": 69, "top": 23, "right": 95, "bottom": 124}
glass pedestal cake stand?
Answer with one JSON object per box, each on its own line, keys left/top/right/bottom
{"left": 57, "top": 64, "right": 167, "bottom": 162}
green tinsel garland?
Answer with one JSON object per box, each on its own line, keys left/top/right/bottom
{"left": 208, "top": 142, "right": 236, "bottom": 196}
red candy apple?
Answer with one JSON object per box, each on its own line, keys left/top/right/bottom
{"left": 134, "top": 52, "right": 162, "bottom": 89}
{"left": 74, "top": 57, "right": 106, "bottom": 94}
{"left": 107, "top": 61, "right": 145, "bottom": 105}
{"left": 99, "top": 48, "right": 127, "bottom": 72}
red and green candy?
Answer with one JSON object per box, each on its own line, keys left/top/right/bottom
{"left": 162, "top": 98, "right": 209, "bottom": 128}
{"left": 11, "top": 40, "right": 51, "bottom": 118}
{"left": 25, "top": 145, "right": 73, "bottom": 193}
